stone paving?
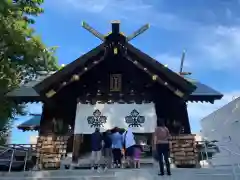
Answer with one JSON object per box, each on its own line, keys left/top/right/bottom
{"left": 61, "top": 153, "right": 154, "bottom": 168}
{"left": 1, "top": 167, "right": 239, "bottom": 180}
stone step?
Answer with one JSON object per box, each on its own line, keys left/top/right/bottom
{"left": 115, "top": 170, "right": 238, "bottom": 180}
{"left": 1, "top": 167, "right": 240, "bottom": 180}
{"left": 61, "top": 155, "right": 154, "bottom": 168}
{"left": 1, "top": 177, "right": 116, "bottom": 180}
{"left": 1, "top": 170, "right": 115, "bottom": 178}
{"left": 0, "top": 175, "right": 238, "bottom": 180}
{"left": 0, "top": 170, "right": 239, "bottom": 180}
{"left": 1, "top": 168, "right": 240, "bottom": 176}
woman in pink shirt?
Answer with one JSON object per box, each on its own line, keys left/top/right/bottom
{"left": 133, "top": 145, "right": 142, "bottom": 168}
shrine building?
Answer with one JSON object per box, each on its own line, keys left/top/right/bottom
{"left": 6, "top": 21, "right": 223, "bottom": 167}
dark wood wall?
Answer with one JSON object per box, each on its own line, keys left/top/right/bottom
{"left": 38, "top": 55, "right": 191, "bottom": 163}
{"left": 152, "top": 84, "right": 191, "bottom": 134}
{"left": 39, "top": 101, "right": 77, "bottom": 135}
{"left": 39, "top": 54, "right": 191, "bottom": 137}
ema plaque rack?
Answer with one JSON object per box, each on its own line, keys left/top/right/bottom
{"left": 170, "top": 134, "right": 198, "bottom": 168}
{"left": 36, "top": 135, "right": 69, "bottom": 170}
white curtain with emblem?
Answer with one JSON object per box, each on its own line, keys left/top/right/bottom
{"left": 74, "top": 103, "right": 157, "bottom": 134}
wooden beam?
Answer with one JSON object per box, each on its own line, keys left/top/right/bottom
{"left": 124, "top": 53, "right": 186, "bottom": 98}
{"left": 81, "top": 21, "right": 105, "bottom": 41}
{"left": 34, "top": 44, "right": 104, "bottom": 94}
{"left": 127, "top": 24, "right": 150, "bottom": 42}
{"left": 44, "top": 48, "right": 108, "bottom": 99}
{"left": 125, "top": 43, "right": 196, "bottom": 93}
{"left": 72, "top": 134, "right": 82, "bottom": 163}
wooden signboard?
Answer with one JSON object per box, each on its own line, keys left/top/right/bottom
{"left": 110, "top": 74, "right": 122, "bottom": 92}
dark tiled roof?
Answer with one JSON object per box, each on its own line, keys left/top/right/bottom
{"left": 185, "top": 78, "right": 222, "bottom": 96}
{"left": 17, "top": 114, "right": 41, "bottom": 131}
{"left": 6, "top": 72, "right": 55, "bottom": 102}
{"left": 185, "top": 78, "right": 223, "bottom": 102}
{"left": 6, "top": 73, "right": 223, "bottom": 103}
{"left": 191, "top": 82, "right": 222, "bottom": 96}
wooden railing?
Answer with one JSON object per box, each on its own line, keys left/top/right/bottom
{"left": 0, "top": 144, "right": 37, "bottom": 172}
{"left": 7, "top": 144, "right": 37, "bottom": 151}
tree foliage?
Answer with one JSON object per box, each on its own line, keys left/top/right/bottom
{"left": 0, "top": 0, "right": 59, "bottom": 144}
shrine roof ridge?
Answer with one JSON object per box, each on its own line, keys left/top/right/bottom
{"left": 5, "top": 22, "right": 223, "bottom": 104}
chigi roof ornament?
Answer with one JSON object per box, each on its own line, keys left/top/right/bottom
{"left": 81, "top": 20, "right": 150, "bottom": 42}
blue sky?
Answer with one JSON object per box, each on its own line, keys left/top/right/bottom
{"left": 11, "top": 0, "right": 240, "bottom": 143}
{"left": 11, "top": 103, "right": 40, "bottom": 144}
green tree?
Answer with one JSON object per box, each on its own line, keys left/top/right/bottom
{"left": 0, "top": 0, "right": 59, "bottom": 144}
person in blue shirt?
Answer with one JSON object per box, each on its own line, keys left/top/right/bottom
{"left": 102, "top": 130, "right": 112, "bottom": 171}
{"left": 111, "top": 127, "right": 123, "bottom": 168}
{"left": 91, "top": 128, "right": 103, "bottom": 171}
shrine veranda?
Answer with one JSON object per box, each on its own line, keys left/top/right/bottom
{"left": 7, "top": 21, "right": 223, "bottom": 169}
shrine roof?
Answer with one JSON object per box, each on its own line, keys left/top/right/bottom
{"left": 185, "top": 78, "right": 223, "bottom": 103}
{"left": 5, "top": 72, "right": 54, "bottom": 103}
{"left": 33, "top": 42, "right": 197, "bottom": 99}
{"left": 5, "top": 22, "right": 222, "bottom": 104}
{"left": 6, "top": 72, "right": 222, "bottom": 104}
{"left": 17, "top": 114, "right": 41, "bottom": 131}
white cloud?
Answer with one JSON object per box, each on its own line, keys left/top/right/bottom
{"left": 66, "top": 0, "right": 110, "bottom": 13}
{"left": 64, "top": 0, "right": 153, "bottom": 14}
{"left": 192, "top": 26, "right": 240, "bottom": 70}
{"left": 50, "top": 0, "right": 197, "bottom": 31}
{"left": 188, "top": 91, "right": 240, "bottom": 131}
{"left": 46, "top": 0, "right": 240, "bottom": 71}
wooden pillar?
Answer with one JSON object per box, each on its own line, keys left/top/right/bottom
{"left": 68, "top": 98, "right": 80, "bottom": 163}
{"left": 182, "top": 102, "right": 191, "bottom": 134}
{"left": 177, "top": 101, "right": 191, "bottom": 134}
{"left": 72, "top": 134, "right": 82, "bottom": 163}
{"left": 39, "top": 103, "right": 55, "bottom": 135}
{"left": 39, "top": 104, "right": 46, "bottom": 135}
{"left": 153, "top": 93, "right": 172, "bottom": 131}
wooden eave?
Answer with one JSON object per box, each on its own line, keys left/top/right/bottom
{"left": 33, "top": 43, "right": 196, "bottom": 99}
{"left": 5, "top": 73, "right": 222, "bottom": 104}
{"left": 188, "top": 94, "right": 223, "bottom": 104}
{"left": 34, "top": 44, "right": 105, "bottom": 94}
{"left": 126, "top": 43, "right": 196, "bottom": 94}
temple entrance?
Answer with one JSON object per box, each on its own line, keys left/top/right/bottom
{"left": 77, "top": 133, "right": 153, "bottom": 159}
{"left": 74, "top": 103, "right": 157, "bottom": 134}
{"left": 73, "top": 102, "right": 157, "bottom": 158}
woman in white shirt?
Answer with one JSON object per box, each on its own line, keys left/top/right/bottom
{"left": 122, "top": 128, "right": 136, "bottom": 167}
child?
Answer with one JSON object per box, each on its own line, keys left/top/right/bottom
{"left": 134, "top": 145, "right": 142, "bottom": 168}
